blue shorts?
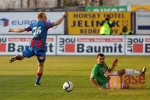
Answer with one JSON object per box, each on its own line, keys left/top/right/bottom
{"left": 22, "top": 46, "right": 46, "bottom": 62}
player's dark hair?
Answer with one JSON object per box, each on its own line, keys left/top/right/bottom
{"left": 97, "top": 53, "right": 105, "bottom": 58}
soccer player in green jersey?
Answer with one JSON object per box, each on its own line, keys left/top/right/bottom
{"left": 90, "top": 53, "right": 146, "bottom": 89}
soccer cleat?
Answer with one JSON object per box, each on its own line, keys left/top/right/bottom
{"left": 140, "top": 67, "right": 146, "bottom": 75}
{"left": 35, "top": 83, "right": 41, "bottom": 86}
{"left": 9, "top": 56, "right": 16, "bottom": 63}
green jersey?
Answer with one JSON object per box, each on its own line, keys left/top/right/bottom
{"left": 90, "top": 63, "right": 109, "bottom": 87}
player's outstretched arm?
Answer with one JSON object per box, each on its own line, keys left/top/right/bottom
{"left": 8, "top": 28, "right": 25, "bottom": 32}
{"left": 53, "top": 11, "right": 67, "bottom": 26}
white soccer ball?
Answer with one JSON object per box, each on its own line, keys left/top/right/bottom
{"left": 63, "top": 81, "right": 74, "bottom": 92}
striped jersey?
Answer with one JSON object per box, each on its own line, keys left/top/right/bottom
{"left": 25, "top": 20, "right": 54, "bottom": 49}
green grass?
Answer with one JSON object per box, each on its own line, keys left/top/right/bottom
{"left": 0, "top": 56, "right": 150, "bottom": 100}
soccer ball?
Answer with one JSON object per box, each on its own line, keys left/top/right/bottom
{"left": 63, "top": 81, "right": 74, "bottom": 92}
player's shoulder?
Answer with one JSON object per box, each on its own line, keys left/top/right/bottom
{"left": 94, "top": 63, "right": 100, "bottom": 68}
{"left": 46, "top": 21, "right": 54, "bottom": 26}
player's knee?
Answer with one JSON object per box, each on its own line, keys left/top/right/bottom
{"left": 16, "top": 54, "right": 24, "bottom": 60}
{"left": 37, "top": 56, "right": 45, "bottom": 63}
{"left": 117, "top": 69, "right": 125, "bottom": 75}
{"left": 121, "top": 69, "right": 125, "bottom": 74}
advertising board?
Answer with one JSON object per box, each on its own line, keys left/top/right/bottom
{"left": 68, "top": 12, "right": 131, "bottom": 35}
{"left": 0, "top": 36, "right": 56, "bottom": 55}
{"left": 125, "top": 36, "right": 150, "bottom": 55}
{"left": 135, "top": 12, "right": 150, "bottom": 34}
{"left": 0, "top": 12, "right": 64, "bottom": 34}
{"left": 57, "top": 35, "right": 124, "bottom": 55}
{"left": 85, "top": 6, "right": 128, "bottom": 12}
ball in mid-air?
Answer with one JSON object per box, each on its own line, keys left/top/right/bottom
{"left": 63, "top": 81, "right": 74, "bottom": 92}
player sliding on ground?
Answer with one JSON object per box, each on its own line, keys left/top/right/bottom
{"left": 90, "top": 53, "right": 146, "bottom": 89}
{"left": 8, "top": 11, "right": 67, "bottom": 86}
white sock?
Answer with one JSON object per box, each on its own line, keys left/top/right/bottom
{"left": 125, "top": 69, "right": 141, "bottom": 75}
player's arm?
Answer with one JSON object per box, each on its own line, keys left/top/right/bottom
{"left": 53, "top": 11, "right": 67, "bottom": 26}
{"left": 90, "top": 67, "right": 105, "bottom": 89}
{"left": 8, "top": 28, "right": 25, "bottom": 32}
{"left": 108, "top": 59, "right": 118, "bottom": 73}
{"left": 90, "top": 78, "right": 105, "bottom": 89}
{"left": 8, "top": 24, "right": 32, "bottom": 33}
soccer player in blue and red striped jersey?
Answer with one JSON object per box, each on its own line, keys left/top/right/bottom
{"left": 8, "top": 11, "right": 67, "bottom": 86}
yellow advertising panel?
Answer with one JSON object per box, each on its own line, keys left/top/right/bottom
{"left": 131, "top": 5, "right": 150, "bottom": 12}
{"left": 68, "top": 12, "right": 131, "bottom": 35}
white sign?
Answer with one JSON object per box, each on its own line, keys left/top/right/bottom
{"left": 0, "top": 36, "right": 56, "bottom": 55}
{"left": 119, "top": 0, "right": 150, "bottom": 5}
{"left": 0, "top": 12, "right": 64, "bottom": 34}
{"left": 57, "top": 36, "right": 125, "bottom": 55}
{"left": 125, "top": 36, "right": 150, "bottom": 55}
{"left": 135, "top": 12, "right": 150, "bottom": 35}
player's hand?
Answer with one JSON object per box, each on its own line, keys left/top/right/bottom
{"left": 112, "top": 59, "right": 118, "bottom": 66}
{"left": 8, "top": 28, "right": 13, "bottom": 32}
{"left": 63, "top": 10, "right": 67, "bottom": 17}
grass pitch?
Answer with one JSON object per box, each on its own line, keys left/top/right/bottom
{"left": 0, "top": 56, "right": 150, "bottom": 100}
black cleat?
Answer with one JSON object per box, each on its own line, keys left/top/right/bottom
{"left": 140, "top": 67, "right": 146, "bottom": 75}
{"left": 9, "top": 56, "right": 16, "bottom": 63}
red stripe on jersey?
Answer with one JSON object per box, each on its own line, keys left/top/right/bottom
{"left": 30, "top": 38, "right": 36, "bottom": 47}
{"left": 37, "top": 39, "right": 42, "bottom": 48}
{"left": 46, "top": 26, "right": 53, "bottom": 29}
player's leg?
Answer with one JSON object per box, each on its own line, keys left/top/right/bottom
{"left": 9, "top": 53, "right": 25, "bottom": 63}
{"left": 113, "top": 67, "right": 146, "bottom": 76}
{"left": 35, "top": 62, "right": 45, "bottom": 86}
{"left": 9, "top": 46, "right": 34, "bottom": 63}
{"left": 35, "top": 49, "right": 46, "bottom": 86}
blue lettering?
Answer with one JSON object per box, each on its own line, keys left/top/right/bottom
{"left": 78, "top": 20, "right": 82, "bottom": 27}
{"left": 18, "top": 21, "right": 23, "bottom": 25}
{"left": 96, "top": 21, "right": 101, "bottom": 27}
{"left": 24, "top": 20, "right": 30, "bottom": 25}
{"left": 138, "top": 14, "right": 150, "bottom": 18}
{"left": 12, "top": 20, "right": 17, "bottom": 25}
{"left": 11, "top": 20, "right": 37, "bottom": 25}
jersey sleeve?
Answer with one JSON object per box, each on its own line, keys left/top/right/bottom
{"left": 90, "top": 65, "right": 98, "bottom": 79}
{"left": 24, "top": 24, "right": 32, "bottom": 32}
{"left": 46, "top": 22, "right": 54, "bottom": 29}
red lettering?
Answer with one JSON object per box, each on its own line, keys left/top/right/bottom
{"left": 131, "top": 75, "right": 138, "bottom": 84}
{"left": 124, "top": 75, "right": 131, "bottom": 84}
{"left": 123, "top": 75, "right": 145, "bottom": 84}
{"left": 139, "top": 75, "right": 145, "bottom": 84}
